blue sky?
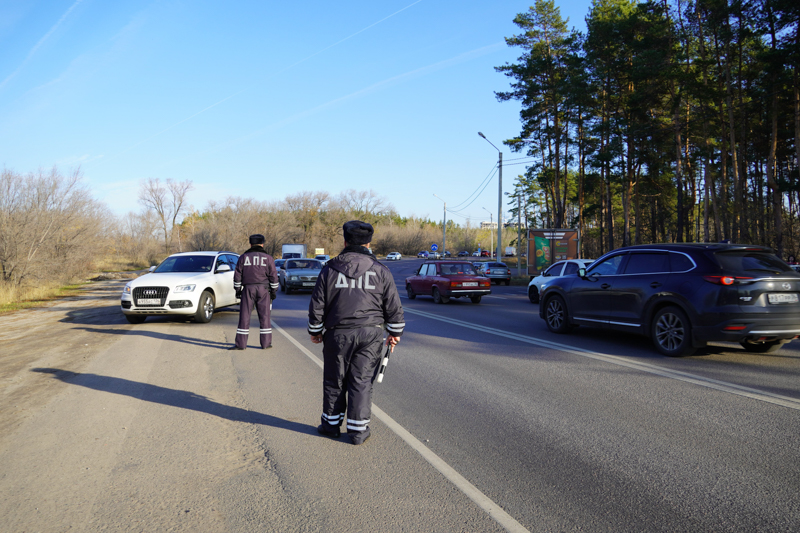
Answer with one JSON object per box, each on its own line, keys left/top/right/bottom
{"left": 0, "top": 0, "right": 592, "bottom": 226}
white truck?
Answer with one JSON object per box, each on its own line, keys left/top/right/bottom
{"left": 504, "top": 246, "right": 516, "bottom": 257}
{"left": 281, "top": 244, "right": 307, "bottom": 259}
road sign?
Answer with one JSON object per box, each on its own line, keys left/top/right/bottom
{"left": 431, "top": 243, "right": 438, "bottom": 251}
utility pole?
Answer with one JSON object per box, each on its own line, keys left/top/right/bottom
{"left": 433, "top": 194, "right": 446, "bottom": 255}
{"left": 482, "top": 207, "right": 493, "bottom": 258}
{"left": 516, "top": 188, "right": 522, "bottom": 277}
{"left": 479, "top": 132, "right": 503, "bottom": 261}
{"left": 497, "top": 152, "right": 503, "bottom": 261}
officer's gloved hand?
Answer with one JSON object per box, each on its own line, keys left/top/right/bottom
{"left": 270, "top": 290, "right": 277, "bottom": 300}
{"left": 235, "top": 288, "right": 243, "bottom": 300}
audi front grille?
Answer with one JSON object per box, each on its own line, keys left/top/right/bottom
{"left": 132, "top": 286, "right": 170, "bottom": 307}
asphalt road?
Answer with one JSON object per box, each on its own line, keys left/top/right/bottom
{"left": 2, "top": 261, "right": 800, "bottom": 532}
{"left": 274, "top": 258, "right": 800, "bottom": 531}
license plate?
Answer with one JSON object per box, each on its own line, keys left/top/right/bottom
{"left": 491, "top": 270, "right": 502, "bottom": 274}
{"left": 463, "top": 282, "right": 478, "bottom": 287}
{"left": 137, "top": 298, "right": 161, "bottom": 305}
{"left": 302, "top": 282, "right": 315, "bottom": 287}
{"left": 768, "top": 293, "right": 798, "bottom": 304}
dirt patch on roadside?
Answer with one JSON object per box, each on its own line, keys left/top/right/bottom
{"left": 0, "top": 279, "right": 132, "bottom": 438}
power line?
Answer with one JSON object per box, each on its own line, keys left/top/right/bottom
{"left": 449, "top": 163, "right": 498, "bottom": 210}
{"left": 450, "top": 167, "right": 498, "bottom": 213}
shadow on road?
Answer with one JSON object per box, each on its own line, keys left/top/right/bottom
{"left": 60, "top": 305, "right": 239, "bottom": 327}
{"left": 30, "top": 367, "right": 315, "bottom": 435}
{"left": 72, "top": 326, "right": 231, "bottom": 349}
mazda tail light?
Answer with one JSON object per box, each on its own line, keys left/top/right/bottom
{"left": 703, "top": 275, "right": 753, "bottom": 285}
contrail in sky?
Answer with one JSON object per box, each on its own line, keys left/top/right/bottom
{"left": 151, "top": 42, "right": 505, "bottom": 171}
{"left": 0, "top": 0, "right": 86, "bottom": 91}
{"left": 104, "top": 0, "right": 426, "bottom": 162}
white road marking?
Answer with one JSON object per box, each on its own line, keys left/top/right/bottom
{"left": 272, "top": 320, "right": 530, "bottom": 533}
{"left": 403, "top": 307, "right": 800, "bottom": 411}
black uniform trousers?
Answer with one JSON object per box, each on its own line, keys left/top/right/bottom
{"left": 320, "top": 326, "right": 383, "bottom": 444}
{"left": 235, "top": 284, "right": 272, "bottom": 349}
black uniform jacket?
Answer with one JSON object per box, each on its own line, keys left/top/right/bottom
{"left": 234, "top": 246, "right": 279, "bottom": 291}
{"left": 308, "top": 246, "right": 405, "bottom": 337}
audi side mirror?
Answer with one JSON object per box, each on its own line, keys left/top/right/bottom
{"left": 148, "top": 266, "right": 156, "bottom": 273}
{"left": 216, "top": 264, "right": 231, "bottom": 273}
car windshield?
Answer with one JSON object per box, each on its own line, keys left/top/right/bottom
{"left": 287, "top": 260, "right": 322, "bottom": 270}
{"left": 714, "top": 251, "right": 792, "bottom": 275}
{"left": 154, "top": 255, "right": 215, "bottom": 273}
{"left": 439, "top": 263, "right": 478, "bottom": 275}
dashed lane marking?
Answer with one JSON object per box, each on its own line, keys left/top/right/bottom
{"left": 272, "top": 320, "right": 530, "bottom": 533}
{"left": 403, "top": 307, "right": 800, "bottom": 412}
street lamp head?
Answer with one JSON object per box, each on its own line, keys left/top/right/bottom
{"left": 478, "top": 132, "right": 486, "bottom": 139}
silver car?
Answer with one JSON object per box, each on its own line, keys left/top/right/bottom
{"left": 528, "top": 259, "right": 594, "bottom": 304}
{"left": 279, "top": 259, "right": 324, "bottom": 294}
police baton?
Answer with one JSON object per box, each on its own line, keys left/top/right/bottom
{"left": 376, "top": 342, "right": 393, "bottom": 383}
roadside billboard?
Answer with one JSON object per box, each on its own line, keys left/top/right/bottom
{"left": 527, "top": 229, "right": 580, "bottom": 276}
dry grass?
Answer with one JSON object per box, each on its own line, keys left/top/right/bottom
{"left": 0, "top": 252, "right": 146, "bottom": 314}
{"left": 94, "top": 255, "right": 150, "bottom": 272}
{"left": 0, "top": 281, "right": 88, "bottom": 315}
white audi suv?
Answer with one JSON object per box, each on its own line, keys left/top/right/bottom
{"left": 121, "top": 251, "right": 240, "bottom": 323}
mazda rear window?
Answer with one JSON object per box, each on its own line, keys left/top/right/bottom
{"left": 714, "top": 251, "right": 792, "bottom": 275}
{"left": 669, "top": 253, "right": 694, "bottom": 272}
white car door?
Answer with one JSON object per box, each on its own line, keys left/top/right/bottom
{"left": 214, "top": 254, "right": 236, "bottom": 307}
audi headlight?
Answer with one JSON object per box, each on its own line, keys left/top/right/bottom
{"left": 174, "top": 284, "right": 196, "bottom": 292}
{"left": 123, "top": 283, "right": 132, "bottom": 295}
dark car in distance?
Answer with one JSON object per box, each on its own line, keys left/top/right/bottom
{"left": 539, "top": 243, "right": 800, "bottom": 357}
{"left": 406, "top": 261, "right": 491, "bottom": 304}
{"left": 279, "top": 259, "right": 323, "bottom": 294}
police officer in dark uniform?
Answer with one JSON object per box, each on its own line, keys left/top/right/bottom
{"left": 308, "top": 221, "right": 405, "bottom": 445}
{"left": 230, "top": 234, "right": 279, "bottom": 350}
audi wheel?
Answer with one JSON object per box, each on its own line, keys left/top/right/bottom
{"left": 194, "top": 291, "right": 215, "bottom": 323}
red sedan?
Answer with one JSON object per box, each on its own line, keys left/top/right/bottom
{"left": 405, "top": 261, "right": 491, "bottom": 304}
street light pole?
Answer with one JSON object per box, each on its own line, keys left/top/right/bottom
{"left": 433, "top": 193, "right": 446, "bottom": 256}
{"left": 478, "top": 132, "right": 502, "bottom": 261}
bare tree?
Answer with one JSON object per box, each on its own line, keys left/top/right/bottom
{"left": 0, "top": 166, "right": 108, "bottom": 286}
{"left": 337, "top": 189, "right": 393, "bottom": 222}
{"left": 138, "top": 178, "right": 193, "bottom": 253}
{"left": 285, "top": 191, "right": 330, "bottom": 244}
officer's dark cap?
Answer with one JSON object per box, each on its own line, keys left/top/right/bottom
{"left": 249, "top": 234, "right": 266, "bottom": 245}
{"left": 343, "top": 220, "right": 373, "bottom": 245}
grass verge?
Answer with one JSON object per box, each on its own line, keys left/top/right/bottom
{"left": 0, "top": 281, "right": 91, "bottom": 315}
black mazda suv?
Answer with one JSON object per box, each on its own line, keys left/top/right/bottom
{"left": 538, "top": 243, "right": 800, "bottom": 356}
